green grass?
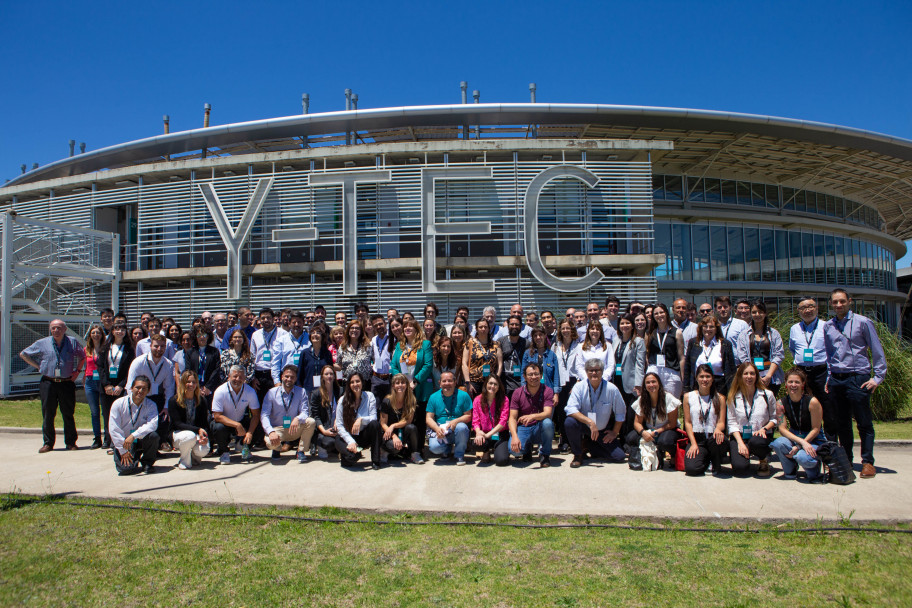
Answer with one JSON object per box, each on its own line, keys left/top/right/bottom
{"left": 1, "top": 496, "right": 910, "bottom": 607}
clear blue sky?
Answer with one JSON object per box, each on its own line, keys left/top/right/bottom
{"left": 2, "top": 1, "right": 911, "bottom": 259}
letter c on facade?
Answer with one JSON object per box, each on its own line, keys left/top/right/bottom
{"left": 523, "top": 165, "right": 603, "bottom": 292}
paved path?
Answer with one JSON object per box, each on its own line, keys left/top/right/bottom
{"left": 2, "top": 431, "right": 909, "bottom": 522}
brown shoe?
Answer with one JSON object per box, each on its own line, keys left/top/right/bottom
{"left": 38, "top": 444, "right": 53, "bottom": 454}
{"left": 757, "top": 458, "right": 771, "bottom": 477}
{"left": 861, "top": 463, "right": 876, "bottom": 478}
{"left": 570, "top": 456, "right": 583, "bottom": 468}
{"left": 66, "top": 445, "right": 78, "bottom": 451}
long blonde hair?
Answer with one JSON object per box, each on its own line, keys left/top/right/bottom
{"left": 388, "top": 373, "right": 417, "bottom": 422}
{"left": 176, "top": 370, "right": 201, "bottom": 406}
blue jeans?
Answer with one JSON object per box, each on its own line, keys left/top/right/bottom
{"left": 428, "top": 422, "right": 470, "bottom": 459}
{"left": 771, "top": 435, "right": 825, "bottom": 480}
{"left": 84, "top": 377, "right": 102, "bottom": 438}
{"left": 510, "top": 418, "right": 554, "bottom": 457}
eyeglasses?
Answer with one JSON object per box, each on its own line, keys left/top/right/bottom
{"left": 798, "top": 305, "right": 817, "bottom": 311}
{"left": 698, "top": 309, "right": 712, "bottom": 315}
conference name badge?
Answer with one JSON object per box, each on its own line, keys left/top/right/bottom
{"left": 512, "top": 364, "right": 520, "bottom": 377}
{"left": 283, "top": 416, "right": 291, "bottom": 429}
{"left": 263, "top": 350, "right": 272, "bottom": 362}
{"left": 742, "top": 424, "right": 753, "bottom": 439}
{"left": 753, "top": 357, "right": 765, "bottom": 371}
{"left": 482, "top": 364, "right": 490, "bottom": 375}
{"left": 110, "top": 366, "right": 118, "bottom": 376}
{"left": 615, "top": 364, "right": 622, "bottom": 376}
{"left": 92, "top": 369, "right": 99, "bottom": 381}
{"left": 803, "top": 348, "right": 814, "bottom": 363}
{"left": 292, "top": 353, "right": 301, "bottom": 366}
{"left": 655, "top": 355, "right": 666, "bottom": 368}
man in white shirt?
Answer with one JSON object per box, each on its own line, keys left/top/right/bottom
{"left": 271, "top": 311, "right": 310, "bottom": 384}
{"left": 673, "top": 298, "right": 697, "bottom": 345}
{"left": 563, "top": 358, "right": 627, "bottom": 467}
{"left": 715, "top": 296, "right": 750, "bottom": 364}
{"left": 211, "top": 365, "right": 260, "bottom": 464}
{"left": 788, "top": 297, "right": 833, "bottom": 435}
{"left": 604, "top": 296, "right": 621, "bottom": 332}
{"left": 261, "top": 365, "right": 315, "bottom": 462}
{"left": 370, "top": 314, "right": 393, "bottom": 402}
{"left": 126, "top": 334, "right": 175, "bottom": 449}
{"left": 585, "top": 302, "right": 619, "bottom": 344}
{"left": 134, "top": 317, "right": 177, "bottom": 359}
{"left": 213, "top": 313, "right": 231, "bottom": 350}
{"left": 108, "top": 376, "right": 159, "bottom": 475}
{"left": 250, "top": 307, "right": 288, "bottom": 403}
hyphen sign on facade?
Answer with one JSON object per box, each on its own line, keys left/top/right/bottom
{"left": 200, "top": 165, "right": 624, "bottom": 299}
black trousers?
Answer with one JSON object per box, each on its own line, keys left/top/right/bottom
{"left": 729, "top": 433, "right": 774, "bottom": 476}
{"left": 382, "top": 423, "right": 419, "bottom": 456}
{"left": 335, "top": 419, "right": 381, "bottom": 465}
{"left": 254, "top": 370, "right": 274, "bottom": 405}
{"left": 113, "top": 431, "right": 160, "bottom": 474}
{"left": 473, "top": 435, "right": 511, "bottom": 466}
{"left": 625, "top": 429, "right": 678, "bottom": 458}
{"left": 554, "top": 378, "right": 577, "bottom": 445}
{"left": 371, "top": 377, "right": 391, "bottom": 403}
{"left": 147, "top": 393, "right": 170, "bottom": 446}
{"left": 40, "top": 378, "right": 77, "bottom": 448}
{"left": 414, "top": 402, "right": 428, "bottom": 446}
{"left": 798, "top": 365, "right": 837, "bottom": 440}
{"left": 315, "top": 432, "right": 340, "bottom": 454}
{"left": 684, "top": 432, "right": 727, "bottom": 475}
{"left": 211, "top": 414, "right": 251, "bottom": 455}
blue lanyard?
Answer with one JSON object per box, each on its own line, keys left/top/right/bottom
{"left": 264, "top": 328, "right": 277, "bottom": 349}
{"left": 129, "top": 399, "right": 144, "bottom": 428}
{"left": 52, "top": 338, "right": 67, "bottom": 369}
{"left": 587, "top": 381, "right": 604, "bottom": 410}
{"left": 147, "top": 355, "right": 164, "bottom": 383}
{"left": 281, "top": 388, "right": 295, "bottom": 415}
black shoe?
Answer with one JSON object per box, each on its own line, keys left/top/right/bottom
{"left": 101, "top": 438, "right": 112, "bottom": 449}
{"left": 522, "top": 453, "right": 533, "bottom": 462}
{"left": 91, "top": 437, "right": 102, "bottom": 449}
{"left": 559, "top": 443, "right": 570, "bottom": 454}
{"left": 539, "top": 456, "right": 551, "bottom": 468}
{"left": 142, "top": 464, "right": 157, "bottom": 474}
{"left": 271, "top": 450, "right": 281, "bottom": 460}
{"left": 371, "top": 462, "right": 381, "bottom": 470}
{"left": 340, "top": 459, "right": 355, "bottom": 468}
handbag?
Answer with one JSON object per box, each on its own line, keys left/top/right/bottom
{"left": 816, "top": 441, "right": 856, "bottom": 485}
{"left": 674, "top": 429, "right": 688, "bottom": 472}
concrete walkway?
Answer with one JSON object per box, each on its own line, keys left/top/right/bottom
{"left": 2, "top": 430, "right": 908, "bottom": 522}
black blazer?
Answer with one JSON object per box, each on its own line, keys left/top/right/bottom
{"left": 177, "top": 346, "right": 222, "bottom": 391}
{"left": 168, "top": 395, "right": 210, "bottom": 433}
{"left": 682, "top": 337, "right": 737, "bottom": 394}
{"left": 96, "top": 340, "right": 135, "bottom": 389}
{"left": 309, "top": 385, "right": 341, "bottom": 431}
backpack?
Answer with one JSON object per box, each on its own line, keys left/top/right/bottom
{"left": 816, "top": 441, "right": 856, "bottom": 485}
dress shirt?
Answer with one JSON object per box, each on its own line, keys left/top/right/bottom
{"left": 727, "top": 389, "right": 776, "bottom": 434}
{"left": 577, "top": 323, "right": 620, "bottom": 346}
{"left": 371, "top": 334, "right": 392, "bottom": 374}
{"left": 108, "top": 395, "right": 158, "bottom": 455}
{"left": 271, "top": 330, "right": 311, "bottom": 383}
{"left": 22, "top": 335, "right": 85, "bottom": 378}
{"left": 719, "top": 317, "right": 750, "bottom": 364}
{"left": 823, "top": 311, "right": 887, "bottom": 384}
{"left": 250, "top": 326, "right": 288, "bottom": 372}
{"left": 565, "top": 379, "right": 626, "bottom": 431}
{"left": 788, "top": 318, "right": 827, "bottom": 366}
{"left": 551, "top": 339, "right": 580, "bottom": 386}
{"left": 211, "top": 382, "right": 260, "bottom": 422}
{"left": 335, "top": 391, "right": 377, "bottom": 445}
{"left": 126, "top": 354, "right": 176, "bottom": 403}
{"left": 135, "top": 336, "right": 177, "bottom": 360}
{"left": 260, "top": 385, "right": 310, "bottom": 434}
{"left": 572, "top": 343, "right": 615, "bottom": 382}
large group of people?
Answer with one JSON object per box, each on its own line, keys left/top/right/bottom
{"left": 20, "top": 289, "right": 885, "bottom": 481}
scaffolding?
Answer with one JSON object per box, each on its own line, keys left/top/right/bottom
{"left": 0, "top": 212, "right": 119, "bottom": 396}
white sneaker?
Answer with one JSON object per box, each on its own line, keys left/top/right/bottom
{"left": 219, "top": 453, "right": 231, "bottom": 464}
{"left": 410, "top": 452, "right": 425, "bottom": 464}
{"left": 317, "top": 447, "right": 328, "bottom": 460}
{"left": 177, "top": 462, "right": 188, "bottom": 470}
{"left": 456, "top": 457, "right": 466, "bottom": 466}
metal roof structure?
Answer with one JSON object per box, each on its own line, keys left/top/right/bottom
{"left": 5, "top": 103, "right": 912, "bottom": 238}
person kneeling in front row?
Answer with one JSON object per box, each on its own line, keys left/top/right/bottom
{"left": 727, "top": 362, "right": 777, "bottom": 477}
{"left": 211, "top": 365, "right": 261, "bottom": 464}
{"left": 564, "top": 358, "right": 627, "bottom": 468}
{"left": 682, "top": 364, "right": 728, "bottom": 476}
{"left": 262, "top": 364, "right": 316, "bottom": 462}
{"left": 108, "top": 375, "right": 160, "bottom": 475}
{"left": 508, "top": 362, "right": 555, "bottom": 468}
{"left": 426, "top": 371, "right": 473, "bottom": 465}
{"left": 771, "top": 368, "right": 827, "bottom": 483}
{"left": 169, "top": 371, "right": 210, "bottom": 470}
{"left": 335, "top": 372, "right": 382, "bottom": 469}
{"left": 625, "top": 371, "right": 680, "bottom": 469}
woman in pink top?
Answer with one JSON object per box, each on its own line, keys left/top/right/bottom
{"left": 84, "top": 324, "right": 106, "bottom": 449}
{"left": 471, "top": 374, "right": 510, "bottom": 466}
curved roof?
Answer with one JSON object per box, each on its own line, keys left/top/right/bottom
{"left": 6, "top": 103, "right": 912, "bottom": 237}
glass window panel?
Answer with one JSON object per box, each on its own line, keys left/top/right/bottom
{"left": 727, "top": 226, "right": 744, "bottom": 281}
{"left": 704, "top": 179, "right": 721, "bottom": 204}
{"left": 802, "top": 232, "right": 815, "bottom": 283}
{"left": 835, "top": 196, "right": 845, "bottom": 218}
{"left": 795, "top": 190, "right": 807, "bottom": 213}
{"left": 806, "top": 192, "right": 818, "bottom": 215}
{"left": 652, "top": 175, "right": 666, "bottom": 200}
{"left": 737, "top": 181, "right": 752, "bottom": 206}
{"left": 671, "top": 224, "right": 693, "bottom": 281}
{"left": 782, "top": 187, "right": 796, "bottom": 211}
{"left": 765, "top": 185, "right": 779, "bottom": 208}
{"left": 814, "top": 233, "right": 825, "bottom": 283}
{"left": 744, "top": 227, "right": 761, "bottom": 282}
{"left": 721, "top": 180, "right": 737, "bottom": 205}
{"left": 750, "top": 183, "right": 766, "bottom": 207}
{"left": 710, "top": 225, "right": 728, "bottom": 281}
{"left": 852, "top": 239, "right": 862, "bottom": 286}
{"left": 775, "top": 230, "right": 790, "bottom": 282}
{"left": 788, "top": 231, "right": 803, "bottom": 283}
{"left": 654, "top": 222, "right": 672, "bottom": 279}
{"left": 692, "top": 223, "right": 710, "bottom": 281}
{"left": 688, "top": 177, "right": 705, "bottom": 202}
{"left": 867, "top": 242, "right": 875, "bottom": 285}
{"left": 664, "top": 175, "right": 683, "bottom": 201}
{"left": 760, "top": 228, "right": 775, "bottom": 282}
{"left": 845, "top": 199, "right": 859, "bottom": 224}
{"left": 835, "top": 237, "right": 846, "bottom": 285}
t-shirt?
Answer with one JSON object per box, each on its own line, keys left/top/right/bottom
{"left": 631, "top": 392, "right": 681, "bottom": 430}
{"left": 426, "top": 389, "right": 473, "bottom": 425}
{"left": 509, "top": 385, "right": 554, "bottom": 423}
{"left": 380, "top": 397, "right": 410, "bottom": 426}
{"left": 498, "top": 335, "right": 527, "bottom": 393}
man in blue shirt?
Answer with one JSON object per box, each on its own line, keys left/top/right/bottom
{"left": 564, "top": 358, "right": 627, "bottom": 467}
{"left": 823, "top": 289, "right": 887, "bottom": 479}
{"left": 788, "top": 297, "right": 833, "bottom": 436}
{"left": 425, "top": 371, "right": 473, "bottom": 465}
{"left": 20, "top": 319, "right": 86, "bottom": 452}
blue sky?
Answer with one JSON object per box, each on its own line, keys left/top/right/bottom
{"left": 2, "top": 1, "right": 911, "bottom": 259}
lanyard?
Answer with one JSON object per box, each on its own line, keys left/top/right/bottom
{"left": 617, "top": 340, "right": 629, "bottom": 363}
{"left": 559, "top": 342, "right": 573, "bottom": 368}
{"left": 52, "top": 338, "right": 67, "bottom": 369}
{"left": 785, "top": 396, "right": 802, "bottom": 430}
{"left": 587, "top": 380, "right": 604, "bottom": 411}
{"left": 281, "top": 388, "right": 295, "bottom": 415}
{"left": 147, "top": 355, "right": 164, "bottom": 383}
{"left": 484, "top": 398, "right": 498, "bottom": 427}
{"left": 376, "top": 335, "right": 388, "bottom": 353}
{"left": 701, "top": 339, "right": 717, "bottom": 361}
{"left": 656, "top": 329, "right": 669, "bottom": 354}
{"left": 263, "top": 328, "right": 277, "bottom": 348}
{"left": 525, "top": 386, "right": 544, "bottom": 411}
{"left": 443, "top": 392, "right": 458, "bottom": 418}
{"left": 742, "top": 390, "right": 760, "bottom": 423}
{"left": 722, "top": 320, "right": 732, "bottom": 340}
{"left": 108, "top": 344, "right": 123, "bottom": 368}
{"left": 294, "top": 332, "right": 307, "bottom": 352}
{"left": 229, "top": 387, "right": 244, "bottom": 412}
{"left": 128, "top": 399, "right": 144, "bottom": 429}
{"left": 801, "top": 319, "right": 817, "bottom": 348}
{"left": 198, "top": 350, "right": 207, "bottom": 377}
{"left": 698, "top": 394, "right": 712, "bottom": 425}
{"left": 750, "top": 332, "right": 767, "bottom": 357}
{"left": 330, "top": 395, "right": 337, "bottom": 422}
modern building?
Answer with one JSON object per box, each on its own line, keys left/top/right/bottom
{"left": 1, "top": 103, "right": 908, "bottom": 329}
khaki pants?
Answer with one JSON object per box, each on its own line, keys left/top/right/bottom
{"left": 265, "top": 417, "right": 316, "bottom": 452}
